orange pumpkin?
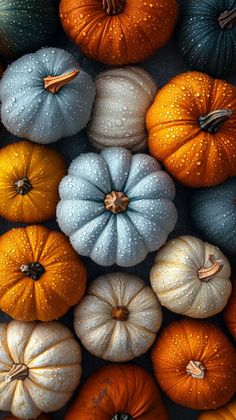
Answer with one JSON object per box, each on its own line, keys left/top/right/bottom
{"left": 0, "top": 141, "right": 66, "bottom": 223}
{"left": 151, "top": 319, "right": 236, "bottom": 410}
{"left": 0, "top": 225, "right": 86, "bottom": 321}
{"left": 198, "top": 399, "right": 236, "bottom": 419}
{"left": 224, "top": 280, "right": 236, "bottom": 340}
{"left": 147, "top": 71, "right": 236, "bottom": 187}
{"left": 59, "top": 0, "right": 178, "bottom": 65}
{"left": 65, "top": 364, "right": 168, "bottom": 419}
{"left": 4, "top": 414, "right": 52, "bottom": 420}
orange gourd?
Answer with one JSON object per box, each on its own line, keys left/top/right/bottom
{"left": 147, "top": 71, "right": 236, "bottom": 187}
{"left": 0, "top": 141, "right": 66, "bottom": 223}
{"left": 65, "top": 364, "right": 168, "bottom": 419}
{"left": 0, "top": 225, "right": 86, "bottom": 322}
{"left": 59, "top": 0, "right": 178, "bottom": 65}
{"left": 4, "top": 414, "right": 52, "bottom": 420}
{"left": 198, "top": 399, "right": 236, "bottom": 419}
{"left": 151, "top": 319, "right": 236, "bottom": 410}
{"left": 224, "top": 280, "right": 236, "bottom": 340}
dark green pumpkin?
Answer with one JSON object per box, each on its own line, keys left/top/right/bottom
{"left": 178, "top": 0, "right": 236, "bottom": 78}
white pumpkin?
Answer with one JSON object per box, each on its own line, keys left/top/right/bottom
{"left": 74, "top": 272, "right": 162, "bottom": 362}
{"left": 150, "top": 235, "right": 232, "bottom": 319}
{"left": 0, "top": 321, "right": 82, "bottom": 419}
{"left": 87, "top": 67, "right": 158, "bottom": 151}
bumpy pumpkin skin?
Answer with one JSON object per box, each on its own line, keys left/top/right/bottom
{"left": 147, "top": 71, "right": 236, "bottom": 188}
{"left": 59, "top": 0, "right": 178, "bottom": 65}
{"left": 152, "top": 319, "right": 236, "bottom": 410}
{"left": 0, "top": 225, "right": 86, "bottom": 322}
{"left": 224, "top": 280, "right": 236, "bottom": 340}
{"left": 65, "top": 364, "right": 168, "bottom": 420}
{"left": 4, "top": 414, "right": 52, "bottom": 420}
{"left": 198, "top": 399, "right": 236, "bottom": 419}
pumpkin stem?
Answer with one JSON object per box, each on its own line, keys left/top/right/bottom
{"left": 20, "top": 262, "right": 45, "bottom": 280}
{"left": 5, "top": 364, "right": 29, "bottom": 383}
{"left": 199, "top": 109, "right": 232, "bottom": 133}
{"left": 218, "top": 9, "right": 236, "bottom": 29}
{"left": 102, "top": 0, "right": 126, "bottom": 15}
{"left": 15, "top": 177, "right": 32, "bottom": 195}
{"left": 112, "top": 306, "right": 129, "bottom": 321}
{"left": 104, "top": 191, "right": 129, "bottom": 214}
{"left": 112, "top": 414, "right": 133, "bottom": 420}
{"left": 186, "top": 360, "right": 205, "bottom": 379}
{"left": 198, "top": 255, "right": 224, "bottom": 281}
{"left": 44, "top": 69, "right": 80, "bottom": 94}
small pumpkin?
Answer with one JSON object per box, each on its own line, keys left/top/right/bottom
{"left": 87, "top": 67, "right": 158, "bottom": 151}
{"left": 0, "top": 48, "right": 95, "bottom": 144}
{"left": 147, "top": 71, "right": 236, "bottom": 188}
{"left": 151, "top": 319, "right": 236, "bottom": 410}
{"left": 198, "top": 399, "right": 236, "bottom": 419}
{"left": 59, "top": 0, "right": 178, "bottom": 66}
{"left": 224, "top": 280, "right": 236, "bottom": 340}
{"left": 0, "top": 320, "right": 81, "bottom": 419}
{"left": 150, "top": 235, "right": 232, "bottom": 318}
{"left": 0, "top": 225, "right": 86, "bottom": 322}
{"left": 65, "top": 364, "right": 168, "bottom": 420}
{"left": 57, "top": 147, "right": 177, "bottom": 267}
{"left": 4, "top": 414, "right": 52, "bottom": 420}
{"left": 74, "top": 272, "right": 162, "bottom": 362}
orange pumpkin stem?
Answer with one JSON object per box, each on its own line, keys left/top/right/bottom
{"left": 112, "top": 414, "right": 133, "bottom": 420}
{"left": 112, "top": 306, "right": 129, "bottom": 321}
{"left": 104, "top": 191, "right": 129, "bottom": 213}
{"left": 218, "top": 9, "right": 236, "bottom": 29}
{"left": 20, "top": 262, "right": 45, "bottom": 280}
{"left": 198, "top": 255, "right": 224, "bottom": 280}
{"left": 199, "top": 109, "right": 232, "bottom": 133}
{"left": 15, "top": 177, "right": 32, "bottom": 195}
{"left": 186, "top": 360, "right": 205, "bottom": 379}
{"left": 5, "top": 364, "right": 29, "bottom": 383}
{"left": 44, "top": 69, "right": 80, "bottom": 94}
{"left": 102, "top": 0, "right": 126, "bottom": 15}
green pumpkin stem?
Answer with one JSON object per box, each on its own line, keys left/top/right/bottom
{"left": 15, "top": 177, "right": 32, "bottom": 195}
{"left": 112, "top": 306, "right": 129, "bottom": 321}
{"left": 198, "top": 255, "right": 224, "bottom": 281}
{"left": 218, "top": 9, "right": 236, "bottom": 29}
{"left": 44, "top": 69, "right": 80, "bottom": 94}
{"left": 102, "top": 0, "right": 126, "bottom": 15}
{"left": 20, "top": 262, "right": 45, "bottom": 280}
{"left": 5, "top": 364, "right": 29, "bottom": 383}
{"left": 111, "top": 414, "right": 133, "bottom": 420}
{"left": 104, "top": 191, "right": 129, "bottom": 213}
{"left": 199, "top": 109, "right": 232, "bottom": 133}
{"left": 186, "top": 361, "right": 205, "bottom": 379}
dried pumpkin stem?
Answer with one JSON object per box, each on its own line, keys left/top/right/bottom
{"left": 198, "top": 255, "right": 224, "bottom": 280}
{"left": 186, "top": 360, "right": 205, "bottom": 379}
{"left": 5, "top": 364, "right": 29, "bottom": 382}
{"left": 112, "top": 414, "right": 133, "bottom": 420}
{"left": 112, "top": 306, "right": 129, "bottom": 321}
{"left": 199, "top": 109, "right": 232, "bottom": 133}
{"left": 104, "top": 191, "right": 129, "bottom": 214}
{"left": 44, "top": 69, "right": 80, "bottom": 94}
{"left": 102, "top": 0, "right": 126, "bottom": 15}
{"left": 15, "top": 177, "right": 32, "bottom": 195}
{"left": 20, "top": 262, "right": 45, "bottom": 280}
{"left": 218, "top": 9, "right": 236, "bottom": 29}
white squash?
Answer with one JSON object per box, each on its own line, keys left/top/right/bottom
{"left": 150, "top": 235, "right": 232, "bottom": 318}
{"left": 87, "top": 67, "right": 158, "bottom": 151}
{"left": 74, "top": 272, "right": 162, "bottom": 362}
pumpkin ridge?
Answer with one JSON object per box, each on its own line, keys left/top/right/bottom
{"left": 26, "top": 337, "right": 76, "bottom": 366}
{"left": 33, "top": 281, "right": 69, "bottom": 321}
{"left": 124, "top": 212, "right": 148, "bottom": 250}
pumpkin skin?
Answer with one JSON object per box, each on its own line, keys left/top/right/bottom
{"left": 198, "top": 399, "right": 236, "bottom": 419}
{"left": 57, "top": 147, "right": 177, "bottom": 267}
{"left": 150, "top": 235, "right": 232, "bottom": 318}
{"left": 59, "top": 0, "right": 178, "bottom": 66}
{"left": 87, "top": 67, "right": 158, "bottom": 152}
{"left": 224, "top": 280, "right": 236, "bottom": 340}
{"left": 4, "top": 414, "right": 52, "bottom": 420}
{"left": 0, "top": 141, "right": 66, "bottom": 223}
{"left": 152, "top": 319, "right": 236, "bottom": 410}
{"left": 0, "top": 320, "right": 82, "bottom": 419}
{"left": 146, "top": 71, "right": 236, "bottom": 188}
{"left": 65, "top": 364, "right": 168, "bottom": 420}
{"left": 74, "top": 272, "right": 162, "bottom": 362}
{"left": 0, "top": 48, "right": 95, "bottom": 144}
{"left": 0, "top": 225, "right": 86, "bottom": 322}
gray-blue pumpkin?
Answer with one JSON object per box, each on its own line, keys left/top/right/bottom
{"left": 0, "top": 48, "right": 95, "bottom": 144}
{"left": 178, "top": 0, "right": 236, "bottom": 78}
{"left": 192, "top": 178, "right": 236, "bottom": 254}
{"left": 57, "top": 147, "right": 178, "bottom": 267}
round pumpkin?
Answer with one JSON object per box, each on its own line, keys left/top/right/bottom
{"left": 0, "top": 225, "right": 86, "bottom": 322}
{"left": 74, "top": 272, "right": 162, "bottom": 362}
{"left": 146, "top": 71, "right": 236, "bottom": 188}
{"left": 59, "top": 0, "right": 178, "bottom": 66}
{"left": 65, "top": 364, "right": 168, "bottom": 420}
{"left": 0, "top": 320, "right": 81, "bottom": 419}
{"left": 87, "top": 67, "right": 158, "bottom": 151}
{"left": 198, "top": 399, "right": 236, "bottom": 419}
{"left": 4, "top": 414, "right": 52, "bottom": 420}
{"left": 152, "top": 319, "right": 236, "bottom": 410}
{"left": 178, "top": 0, "right": 236, "bottom": 78}
{"left": 192, "top": 178, "right": 236, "bottom": 254}
{"left": 0, "top": 48, "right": 95, "bottom": 144}
{"left": 150, "top": 235, "right": 232, "bottom": 318}
{"left": 224, "top": 280, "right": 236, "bottom": 340}
{"left": 57, "top": 147, "right": 177, "bottom": 267}
{"left": 0, "top": 141, "right": 66, "bottom": 223}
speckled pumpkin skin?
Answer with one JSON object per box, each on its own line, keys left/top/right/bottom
{"left": 224, "top": 280, "right": 236, "bottom": 340}
{"left": 0, "top": 225, "right": 86, "bottom": 321}
{"left": 147, "top": 71, "right": 236, "bottom": 188}
{"left": 198, "top": 399, "right": 236, "bottom": 419}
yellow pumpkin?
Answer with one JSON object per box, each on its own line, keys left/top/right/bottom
{"left": 198, "top": 399, "right": 236, "bottom": 419}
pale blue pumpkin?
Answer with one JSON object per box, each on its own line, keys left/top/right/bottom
{"left": 0, "top": 48, "right": 95, "bottom": 144}
{"left": 57, "top": 147, "right": 178, "bottom": 267}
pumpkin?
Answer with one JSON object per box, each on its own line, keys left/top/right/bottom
{"left": 0, "top": 225, "right": 86, "bottom": 322}
{"left": 0, "top": 141, "right": 66, "bottom": 224}
{"left": 74, "top": 272, "right": 162, "bottom": 362}
{"left": 146, "top": 71, "right": 236, "bottom": 188}
{"left": 224, "top": 280, "right": 236, "bottom": 340}
{"left": 192, "top": 178, "right": 236, "bottom": 254}
{"left": 59, "top": 0, "right": 178, "bottom": 66}
{"left": 4, "top": 414, "right": 52, "bottom": 420}
{"left": 57, "top": 147, "right": 177, "bottom": 267}
{"left": 150, "top": 235, "right": 232, "bottom": 318}
{"left": 151, "top": 319, "right": 236, "bottom": 410}
{"left": 87, "top": 67, "right": 158, "bottom": 152}
{"left": 198, "top": 399, "right": 236, "bottom": 419}
{"left": 0, "top": 48, "right": 95, "bottom": 144}
{"left": 65, "top": 364, "right": 168, "bottom": 420}
{"left": 0, "top": 320, "right": 81, "bottom": 419}
{"left": 178, "top": 0, "right": 236, "bottom": 78}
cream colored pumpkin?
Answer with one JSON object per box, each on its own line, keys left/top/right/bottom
{"left": 150, "top": 235, "right": 232, "bottom": 318}
{"left": 74, "top": 272, "right": 162, "bottom": 362}
{"left": 87, "top": 67, "right": 158, "bottom": 151}
{"left": 0, "top": 321, "right": 82, "bottom": 419}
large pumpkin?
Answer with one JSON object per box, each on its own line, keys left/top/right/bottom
{"left": 0, "top": 48, "right": 95, "bottom": 144}
{"left": 0, "top": 225, "right": 86, "bottom": 322}
{"left": 65, "top": 364, "right": 168, "bottom": 420}
{"left": 4, "top": 414, "right": 52, "bottom": 420}
{"left": 151, "top": 319, "right": 236, "bottom": 410}
{"left": 0, "top": 320, "right": 82, "bottom": 419}
{"left": 59, "top": 0, "right": 178, "bottom": 65}
{"left": 57, "top": 147, "right": 177, "bottom": 267}
{"left": 224, "top": 280, "right": 236, "bottom": 340}
{"left": 146, "top": 71, "right": 236, "bottom": 188}
{"left": 198, "top": 399, "right": 236, "bottom": 419}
